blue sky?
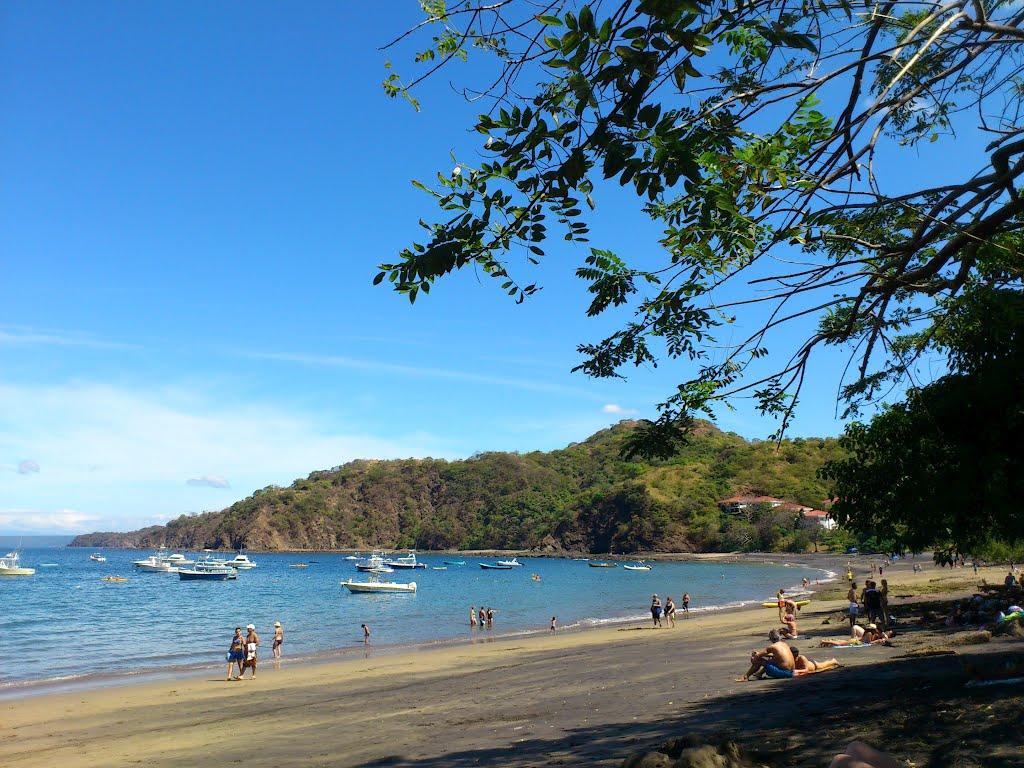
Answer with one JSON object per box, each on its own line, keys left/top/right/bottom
{"left": 0, "top": 2, "right": 964, "bottom": 533}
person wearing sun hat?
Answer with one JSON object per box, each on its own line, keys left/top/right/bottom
{"left": 272, "top": 621, "right": 283, "bottom": 659}
{"left": 240, "top": 623, "right": 260, "bottom": 679}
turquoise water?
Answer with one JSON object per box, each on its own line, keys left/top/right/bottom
{"left": 0, "top": 546, "right": 829, "bottom": 691}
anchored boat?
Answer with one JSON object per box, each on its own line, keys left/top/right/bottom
{"left": 0, "top": 551, "right": 35, "bottom": 576}
{"left": 383, "top": 551, "right": 427, "bottom": 570}
{"left": 341, "top": 574, "right": 417, "bottom": 594}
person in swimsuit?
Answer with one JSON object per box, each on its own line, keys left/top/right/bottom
{"left": 479, "top": 606, "right": 486, "bottom": 627}
{"left": 847, "top": 582, "right": 859, "bottom": 635}
{"left": 550, "top": 616, "right": 557, "bottom": 632}
{"left": 665, "top": 596, "right": 677, "bottom": 627}
{"left": 776, "top": 589, "right": 787, "bottom": 623}
{"left": 241, "top": 624, "right": 260, "bottom": 679}
{"left": 829, "top": 741, "right": 901, "bottom": 768}
{"left": 226, "top": 627, "right": 245, "bottom": 681}
{"left": 790, "top": 646, "right": 839, "bottom": 675}
{"left": 682, "top": 592, "right": 690, "bottom": 616}
{"left": 362, "top": 623, "right": 370, "bottom": 645}
{"left": 650, "top": 594, "right": 663, "bottom": 628}
{"left": 486, "top": 607, "right": 494, "bottom": 627}
{"left": 272, "top": 621, "right": 283, "bottom": 659}
{"left": 738, "top": 630, "right": 796, "bottom": 680}
{"left": 470, "top": 606, "right": 477, "bottom": 628}
{"left": 780, "top": 611, "right": 799, "bottom": 638}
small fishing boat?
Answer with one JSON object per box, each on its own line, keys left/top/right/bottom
{"left": 89, "top": 553, "right": 107, "bottom": 562}
{"left": 290, "top": 563, "right": 309, "bottom": 568}
{"left": 432, "top": 565, "right": 448, "bottom": 571}
{"left": 223, "top": 553, "right": 257, "bottom": 569}
{"left": 39, "top": 563, "right": 59, "bottom": 568}
{"left": 497, "top": 557, "right": 522, "bottom": 567}
{"left": 588, "top": 561, "right": 617, "bottom": 568}
{"left": 383, "top": 551, "right": 427, "bottom": 570}
{"left": 444, "top": 560, "right": 466, "bottom": 566}
{"left": 133, "top": 555, "right": 177, "bottom": 573}
{"left": 341, "top": 574, "right": 417, "bottom": 594}
{"left": 101, "top": 575, "right": 129, "bottom": 583}
{"left": 479, "top": 562, "right": 514, "bottom": 570}
{"left": 0, "top": 551, "right": 35, "bottom": 576}
{"left": 179, "top": 564, "right": 234, "bottom": 581}
{"left": 623, "top": 561, "right": 652, "bottom": 571}
{"left": 367, "top": 565, "right": 395, "bottom": 574}
{"left": 355, "top": 552, "right": 387, "bottom": 572}
{"left": 161, "top": 553, "right": 195, "bottom": 567}
{"left": 343, "top": 554, "right": 359, "bottom": 560}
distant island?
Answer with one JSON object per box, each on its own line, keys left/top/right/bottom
{"left": 71, "top": 420, "right": 844, "bottom": 554}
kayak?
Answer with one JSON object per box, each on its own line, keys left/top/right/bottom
{"left": 762, "top": 599, "right": 811, "bottom": 608}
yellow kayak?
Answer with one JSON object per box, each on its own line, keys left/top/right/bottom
{"left": 102, "top": 576, "right": 129, "bottom": 583}
{"left": 762, "top": 599, "right": 810, "bottom": 608}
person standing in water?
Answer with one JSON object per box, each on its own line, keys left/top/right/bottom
{"left": 682, "top": 592, "right": 690, "bottom": 617}
{"left": 361, "top": 623, "right": 370, "bottom": 645}
{"left": 479, "top": 606, "right": 486, "bottom": 627}
{"left": 272, "top": 621, "right": 283, "bottom": 659}
{"left": 486, "top": 607, "right": 494, "bottom": 627}
{"left": 469, "top": 606, "right": 477, "bottom": 628}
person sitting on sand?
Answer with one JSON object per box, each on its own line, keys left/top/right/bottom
{"left": 790, "top": 646, "right": 839, "bottom": 675}
{"left": 738, "top": 629, "right": 795, "bottom": 680}
{"left": 829, "top": 741, "right": 901, "bottom": 768}
{"left": 820, "top": 624, "right": 893, "bottom": 647}
{"left": 780, "top": 611, "right": 799, "bottom": 639}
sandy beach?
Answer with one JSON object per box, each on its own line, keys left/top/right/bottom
{"left": 2, "top": 558, "right": 1020, "bottom": 767}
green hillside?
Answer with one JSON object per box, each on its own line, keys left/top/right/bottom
{"left": 71, "top": 421, "right": 845, "bottom": 553}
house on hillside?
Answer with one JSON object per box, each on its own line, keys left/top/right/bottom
{"left": 718, "top": 495, "right": 836, "bottom": 529}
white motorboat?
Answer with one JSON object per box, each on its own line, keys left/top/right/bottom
{"left": 192, "top": 556, "right": 238, "bottom": 579}
{"left": 89, "top": 553, "right": 107, "bottom": 562}
{"left": 161, "top": 553, "right": 195, "bottom": 567}
{"left": 497, "top": 557, "right": 522, "bottom": 567}
{"left": 383, "top": 550, "right": 427, "bottom": 569}
{"left": 341, "top": 574, "right": 417, "bottom": 593}
{"left": 355, "top": 551, "right": 387, "bottom": 571}
{"left": 133, "top": 555, "right": 177, "bottom": 573}
{"left": 223, "top": 553, "right": 257, "bottom": 569}
{"left": 0, "top": 551, "right": 35, "bottom": 576}
{"left": 343, "top": 554, "right": 359, "bottom": 560}
{"left": 623, "top": 561, "right": 652, "bottom": 571}
{"left": 367, "top": 565, "right": 395, "bottom": 574}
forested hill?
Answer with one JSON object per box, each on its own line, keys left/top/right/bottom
{"left": 71, "top": 421, "right": 843, "bottom": 553}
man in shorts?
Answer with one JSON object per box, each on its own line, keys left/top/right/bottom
{"left": 847, "top": 582, "right": 860, "bottom": 635}
{"left": 738, "top": 630, "right": 796, "bottom": 680}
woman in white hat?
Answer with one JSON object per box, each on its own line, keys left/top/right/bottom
{"left": 272, "top": 621, "right": 283, "bottom": 659}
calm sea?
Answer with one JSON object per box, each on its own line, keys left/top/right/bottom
{"left": 0, "top": 544, "right": 830, "bottom": 691}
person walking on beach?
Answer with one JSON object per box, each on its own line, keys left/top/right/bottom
{"left": 650, "top": 594, "right": 663, "bottom": 628}
{"left": 879, "top": 579, "right": 890, "bottom": 628}
{"left": 682, "top": 592, "right": 690, "bottom": 617}
{"left": 226, "top": 627, "right": 245, "bottom": 681}
{"left": 550, "top": 616, "right": 557, "bottom": 632}
{"left": 665, "top": 596, "right": 677, "bottom": 627}
{"left": 272, "top": 621, "right": 283, "bottom": 659}
{"left": 469, "top": 606, "right": 477, "bottom": 628}
{"left": 241, "top": 623, "right": 260, "bottom": 679}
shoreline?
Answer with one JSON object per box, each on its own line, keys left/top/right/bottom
{"left": 1, "top": 560, "right": 1010, "bottom": 768}
{"left": 0, "top": 557, "right": 839, "bottom": 700}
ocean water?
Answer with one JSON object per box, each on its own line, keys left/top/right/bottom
{"left": 0, "top": 546, "right": 829, "bottom": 691}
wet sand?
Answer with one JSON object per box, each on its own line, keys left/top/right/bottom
{"left": 0, "top": 559, "right": 1015, "bottom": 767}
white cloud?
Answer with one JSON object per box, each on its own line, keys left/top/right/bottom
{"left": 0, "top": 508, "right": 95, "bottom": 532}
{"left": 240, "top": 349, "right": 604, "bottom": 400}
{"left": 186, "top": 475, "right": 230, "bottom": 489}
{"left": 602, "top": 403, "right": 637, "bottom": 415}
{"left": 0, "top": 326, "right": 137, "bottom": 350}
{"left": 0, "top": 381, "right": 455, "bottom": 531}
{"left": 17, "top": 459, "right": 40, "bottom": 474}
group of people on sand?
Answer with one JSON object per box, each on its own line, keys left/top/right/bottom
{"left": 225, "top": 621, "right": 283, "bottom": 681}
{"left": 649, "top": 592, "right": 691, "bottom": 627}
{"left": 469, "top": 605, "right": 495, "bottom": 628}
{"left": 847, "top": 578, "right": 890, "bottom": 633}
{"left": 738, "top": 629, "right": 840, "bottom": 680}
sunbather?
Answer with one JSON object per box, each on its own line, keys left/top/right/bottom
{"left": 790, "top": 646, "right": 839, "bottom": 675}
{"left": 738, "top": 629, "right": 796, "bottom": 680}
{"left": 820, "top": 624, "right": 893, "bottom": 647}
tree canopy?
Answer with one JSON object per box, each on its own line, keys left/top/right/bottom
{"left": 820, "top": 287, "right": 1024, "bottom": 561}
{"left": 377, "top": 0, "right": 1024, "bottom": 454}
